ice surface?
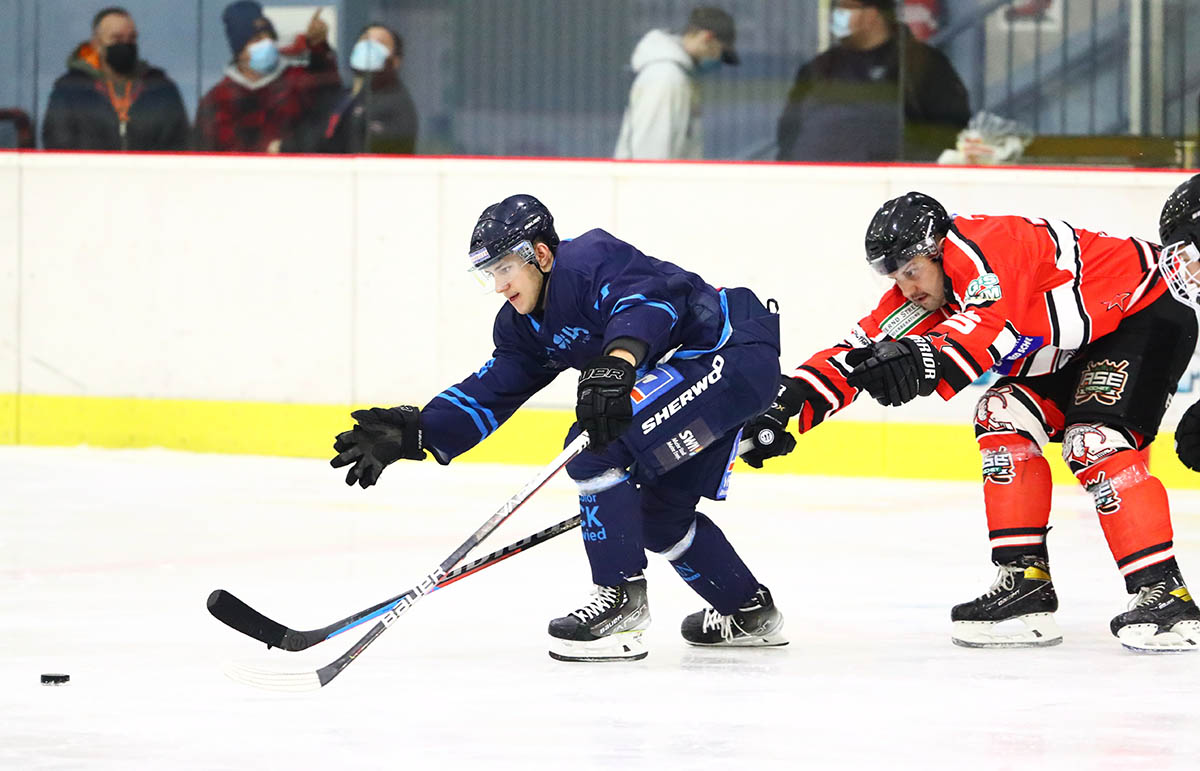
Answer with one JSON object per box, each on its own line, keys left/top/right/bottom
{"left": 3, "top": 445, "right": 1199, "bottom": 770}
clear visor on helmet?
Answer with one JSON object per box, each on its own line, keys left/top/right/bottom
{"left": 1161, "top": 240, "right": 1200, "bottom": 310}
{"left": 868, "top": 235, "right": 941, "bottom": 276}
{"left": 467, "top": 240, "right": 538, "bottom": 292}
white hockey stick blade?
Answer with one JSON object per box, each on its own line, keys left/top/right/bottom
{"left": 951, "top": 613, "right": 1063, "bottom": 648}
{"left": 1118, "top": 620, "right": 1200, "bottom": 653}
{"left": 224, "top": 661, "right": 322, "bottom": 692}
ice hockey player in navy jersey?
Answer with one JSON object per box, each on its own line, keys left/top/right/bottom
{"left": 331, "top": 194, "right": 787, "bottom": 661}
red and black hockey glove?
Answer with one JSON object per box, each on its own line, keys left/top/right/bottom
{"left": 576, "top": 355, "right": 636, "bottom": 451}
{"left": 845, "top": 337, "right": 940, "bottom": 407}
{"left": 331, "top": 405, "right": 426, "bottom": 488}
{"left": 741, "top": 376, "right": 815, "bottom": 468}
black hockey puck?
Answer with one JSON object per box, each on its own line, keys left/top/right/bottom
{"left": 40, "top": 673, "right": 70, "bottom": 685}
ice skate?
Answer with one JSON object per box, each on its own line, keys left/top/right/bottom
{"left": 1112, "top": 572, "right": 1200, "bottom": 653}
{"left": 951, "top": 556, "right": 1062, "bottom": 648}
{"left": 681, "top": 585, "right": 787, "bottom": 647}
{"left": 548, "top": 575, "right": 650, "bottom": 662}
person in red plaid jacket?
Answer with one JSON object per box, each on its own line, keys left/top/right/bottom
{"left": 194, "top": 2, "right": 340, "bottom": 153}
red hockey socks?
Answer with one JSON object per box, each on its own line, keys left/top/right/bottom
{"left": 978, "top": 434, "right": 1052, "bottom": 563}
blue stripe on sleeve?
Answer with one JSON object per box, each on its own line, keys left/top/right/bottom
{"left": 447, "top": 387, "right": 500, "bottom": 433}
{"left": 610, "top": 294, "right": 679, "bottom": 324}
{"left": 433, "top": 391, "right": 489, "bottom": 438}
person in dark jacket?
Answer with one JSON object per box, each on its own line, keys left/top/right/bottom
{"left": 42, "top": 7, "right": 189, "bottom": 152}
{"left": 194, "top": 1, "right": 340, "bottom": 153}
{"left": 299, "top": 23, "right": 418, "bottom": 154}
{"left": 776, "top": 0, "right": 969, "bottom": 162}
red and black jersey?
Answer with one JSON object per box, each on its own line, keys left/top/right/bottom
{"left": 791, "top": 214, "right": 1165, "bottom": 432}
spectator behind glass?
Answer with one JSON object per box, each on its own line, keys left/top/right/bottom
{"left": 613, "top": 5, "right": 739, "bottom": 160}
{"left": 775, "top": 0, "right": 969, "bottom": 162}
{"left": 194, "top": 2, "right": 340, "bottom": 153}
{"left": 42, "top": 7, "right": 189, "bottom": 151}
{"left": 289, "top": 23, "right": 418, "bottom": 154}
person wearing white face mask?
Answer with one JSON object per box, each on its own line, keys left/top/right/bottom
{"left": 613, "top": 6, "right": 739, "bottom": 160}
{"left": 194, "top": 1, "right": 340, "bottom": 153}
{"left": 295, "top": 23, "right": 418, "bottom": 155}
{"left": 775, "top": 0, "right": 969, "bottom": 162}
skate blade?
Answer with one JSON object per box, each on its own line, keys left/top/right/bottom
{"left": 1118, "top": 621, "right": 1200, "bottom": 653}
{"left": 951, "top": 613, "right": 1063, "bottom": 648}
{"left": 548, "top": 630, "right": 647, "bottom": 662}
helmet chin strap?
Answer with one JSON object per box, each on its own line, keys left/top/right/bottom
{"left": 532, "top": 261, "right": 551, "bottom": 316}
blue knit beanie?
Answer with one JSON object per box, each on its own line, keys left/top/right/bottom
{"left": 223, "top": 1, "right": 277, "bottom": 56}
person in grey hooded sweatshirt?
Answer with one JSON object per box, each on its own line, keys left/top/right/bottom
{"left": 613, "top": 6, "right": 739, "bottom": 160}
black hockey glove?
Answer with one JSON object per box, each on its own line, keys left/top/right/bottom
{"left": 330, "top": 405, "right": 425, "bottom": 488}
{"left": 1175, "top": 400, "right": 1200, "bottom": 472}
{"left": 576, "top": 355, "right": 636, "bottom": 451}
{"left": 845, "top": 337, "right": 940, "bottom": 407}
{"left": 741, "top": 376, "right": 809, "bottom": 469}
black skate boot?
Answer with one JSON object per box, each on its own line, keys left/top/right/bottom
{"left": 951, "top": 556, "right": 1062, "bottom": 648}
{"left": 680, "top": 585, "right": 787, "bottom": 647}
{"left": 548, "top": 575, "right": 650, "bottom": 662}
{"left": 1111, "top": 571, "right": 1200, "bottom": 653}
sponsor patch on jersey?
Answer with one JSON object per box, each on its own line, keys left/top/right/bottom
{"left": 963, "top": 273, "right": 1002, "bottom": 306}
{"left": 630, "top": 365, "right": 683, "bottom": 414}
{"left": 1003, "top": 335, "right": 1043, "bottom": 362}
{"left": 879, "top": 302, "right": 933, "bottom": 339}
{"left": 1074, "top": 359, "right": 1130, "bottom": 406}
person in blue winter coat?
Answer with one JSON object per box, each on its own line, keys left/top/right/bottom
{"left": 331, "top": 194, "right": 787, "bottom": 661}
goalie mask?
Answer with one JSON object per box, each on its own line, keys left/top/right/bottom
{"left": 1159, "top": 174, "right": 1200, "bottom": 310}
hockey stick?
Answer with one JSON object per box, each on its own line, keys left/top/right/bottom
{"left": 211, "top": 435, "right": 754, "bottom": 654}
{"left": 207, "top": 513, "right": 584, "bottom": 651}
{"left": 223, "top": 431, "right": 590, "bottom": 691}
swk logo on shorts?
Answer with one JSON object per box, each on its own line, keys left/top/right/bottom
{"left": 1074, "top": 359, "right": 1130, "bottom": 406}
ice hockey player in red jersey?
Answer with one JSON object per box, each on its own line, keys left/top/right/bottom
{"left": 742, "top": 186, "right": 1200, "bottom": 652}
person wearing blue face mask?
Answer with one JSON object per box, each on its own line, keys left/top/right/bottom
{"left": 294, "top": 23, "right": 418, "bottom": 155}
{"left": 194, "top": 1, "right": 340, "bottom": 153}
{"left": 775, "top": 0, "right": 969, "bottom": 163}
{"left": 614, "top": 6, "right": 739, "bottom": 160}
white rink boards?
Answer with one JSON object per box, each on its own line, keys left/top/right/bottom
{"left": 3, "top": 445, "right": 1200, "bottom": 770}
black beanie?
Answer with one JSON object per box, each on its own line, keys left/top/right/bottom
{"left": 223, "top": 1, "right": 277, "bottom": 56}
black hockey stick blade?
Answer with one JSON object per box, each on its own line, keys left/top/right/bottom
{"left": 208, "top": 514, "right": 583, "bottom": 652}
{"left": 223, "top": 433, "right": 590, "bottom": 689}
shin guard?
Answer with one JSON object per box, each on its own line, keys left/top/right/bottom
{"left": 978, "top": 434, "right": 1052, "bottom": 563}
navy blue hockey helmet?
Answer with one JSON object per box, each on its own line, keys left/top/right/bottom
{"left": 864, "top": 192, "right": 951, "bottom": 275}
{"left": 1158, "top": 174, "right": 1200, "bottom": 309}
{"left": 468, "top": 194, "right": 560, "bottom": 272}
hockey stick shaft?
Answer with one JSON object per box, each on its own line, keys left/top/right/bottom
{"left": 227, "top": 432, "right": 590, "bottom": 690}
{"left": 207, "top": 513, "right": 583, "bottom": 650}
{"left": 212, "top": 436, "right": 754, "bottom": 652}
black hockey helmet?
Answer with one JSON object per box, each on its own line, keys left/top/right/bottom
{"left": 468, "top": 194, "right": 560, "bottom": 272}
{"left": 1160, "top": 174, "right": 1200, "bottom": 248}
{"left": 1158, "top": 174, "right": 1200, "bottom": 310}
{"left": 864, "top": 191, "right": 951, "bottom": 275}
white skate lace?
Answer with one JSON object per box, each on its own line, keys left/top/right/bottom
{"left": 700, "top": 607, "right": 734, "bottom": 641}
{"left": 569, "top": 585, "right": 622, "bottom": 622}
{"left": 982, "top": 565, "right": 1019, "bottom": 598}
{"left": 1128, "top": 582, "right": 1166, "bottom": 610}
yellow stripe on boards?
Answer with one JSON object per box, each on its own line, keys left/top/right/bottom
{"left": 3, "top": 393, "right": 1199, "bottom": 489}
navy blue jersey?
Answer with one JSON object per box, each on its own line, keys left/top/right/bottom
{"left": 422, "top": 228, "right": 733, "bottom": 461}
